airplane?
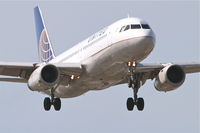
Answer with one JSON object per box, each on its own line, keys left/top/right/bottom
{"left": 0, "top": 6, "right": 199, "bottom": 111}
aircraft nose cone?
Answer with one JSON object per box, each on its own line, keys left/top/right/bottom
{"left": 140, "top": 36, "right": 155, "bottom": 54}
{"left": 140, "top": 29, "right": 156, "bottom": 52}
{"left": 144, "top": 29, "right": 156, "bottom": 43}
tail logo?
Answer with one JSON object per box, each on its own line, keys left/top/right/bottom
{"left": 39, "top": 29, "right": 53, "bottom": 62}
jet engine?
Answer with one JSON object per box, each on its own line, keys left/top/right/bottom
{"left": 154, "top": 65, "right": 185, "bottom": 92}
{"left": 28, "top": 64, "right": 60, "bottom": 91}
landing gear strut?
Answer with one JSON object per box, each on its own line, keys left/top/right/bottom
{"left": 43, "top": 89, "right": 61, "bottom": 111}
{"left": 126, "top": 62, "right": 144, "bottom": 111}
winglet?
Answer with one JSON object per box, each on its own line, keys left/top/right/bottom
{"left": 34, "top": 6, "right": 55, "bottom": 63}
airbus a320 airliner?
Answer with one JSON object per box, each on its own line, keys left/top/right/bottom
{"left": 0, "top": 6, "right": 199, "bottom": 111}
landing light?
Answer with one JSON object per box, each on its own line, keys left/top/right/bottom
{"left": 128, "top": 62, "right": 136, "bottom": 67}
{"left": 71, "top": 75, "right": 75, "bottom": 80}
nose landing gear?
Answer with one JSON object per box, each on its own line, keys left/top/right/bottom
{"left": 126, "top": 62, "right": 144, "bottom": 111}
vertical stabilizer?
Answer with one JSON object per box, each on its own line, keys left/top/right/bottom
{"left": 34, "top": 6, "right": 55, "bottom": 63}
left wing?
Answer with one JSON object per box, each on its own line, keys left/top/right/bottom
{"left": 135, "top": 62, "right": 200, "bottom": 81}
{"left": 117, "top": 62, "right": 200, "bottom": 86}
{"left": 136, "top": 62, "right": 200, "bottom": 73}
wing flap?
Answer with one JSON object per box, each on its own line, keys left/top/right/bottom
{"left": 0, "top": 77, "right": 27, "bottom": 83}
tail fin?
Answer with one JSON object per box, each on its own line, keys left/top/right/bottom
{"left": 34, "top": 6, "right": 55, "bottom": 63}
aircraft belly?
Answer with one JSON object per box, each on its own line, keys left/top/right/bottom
{"left": 48, "top": 37, "right": 154, "bottom": 98}
{"left": 54, "top": 85, "right": 89, "bottom": 98}
{"left": 51, "top": 62, "right": 127, "bottom": 98}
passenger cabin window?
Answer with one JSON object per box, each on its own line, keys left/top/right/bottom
{"left": 141, "top": 24, "right": 150, "bottom": 29}
{"left": 131, "top": 24, "right": 141, "bottom": 29}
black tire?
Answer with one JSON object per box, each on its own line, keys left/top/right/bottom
{"left": 136, "top": 97, "right": 144, "bottom": 111}
{"left": 53, "top": 98, "right": 61, "bottom": 111}
{"left": 44, "top": 97, "right": 51, "bottom": 111}
{"left": 127, "top": 97, "right": 134, "bottom": 111}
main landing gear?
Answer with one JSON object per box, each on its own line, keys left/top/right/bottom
{"left": 126, "top": 62, "right": 144, "bottom": 111}
{"left": 43, "top": 89, "right": 61, "bottom": 111}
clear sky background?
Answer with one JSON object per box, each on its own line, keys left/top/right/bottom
{"left": 0, "top": 1, "right": 199, "bottom": 133}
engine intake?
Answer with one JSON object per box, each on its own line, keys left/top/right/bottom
{"left": 154, "top": 65, "right": 185, "bottom": 92}
{"left": 28, "top": 64, "right": 60, "bottom": 91}
{"left": 166, "top": 65, "right": 185, "bottom": 84}
{"left": 41, "top": 65, "right": 59, "bottom": 84}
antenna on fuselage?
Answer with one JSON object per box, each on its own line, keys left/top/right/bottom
{"left": 127, "top": 13, "right": 130, "bottom": 18}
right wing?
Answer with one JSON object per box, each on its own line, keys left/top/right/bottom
{"left": 0, "top": 62, "right": 83, "bottom": 83}
{"left": 0, "top": 62, "right": 37, "bottom": 78}
{"left": 0, "top": 7, "right": 84, "bottom": 83}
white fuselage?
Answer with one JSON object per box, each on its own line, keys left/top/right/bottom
{"left": 48, "top": 17, "right": 156, "bottom": 98}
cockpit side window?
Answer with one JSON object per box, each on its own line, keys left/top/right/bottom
{"left": 124, "top": 25, "right": 130, "bottom": 31}
{"left": 120, "top": 26, "right": 126, "bottom": 32}
{"left": 141, "top": 24, "right": 150, "bottom": 29}
{"left": 131, "top": 24, "right": 141, "bottom": 29}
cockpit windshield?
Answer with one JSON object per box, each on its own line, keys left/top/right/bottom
{"left": 119, "top": 24, "right": 150, "bottom": 32}
{"left": 141, "top": 24, "right": 150, "bottom": 29}
{"left": 131, "top": 24, "right": 141, "bottom": 29}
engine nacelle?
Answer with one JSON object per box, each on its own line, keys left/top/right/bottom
{"left": 154, "top": 65, "right": 185, "bottom": 92}
{"left": 28, "top": 64, "right": 60, "bottom": 91}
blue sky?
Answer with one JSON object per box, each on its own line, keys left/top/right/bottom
{"left": 0, "top": 1, "right": 199, "bottom": 133}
